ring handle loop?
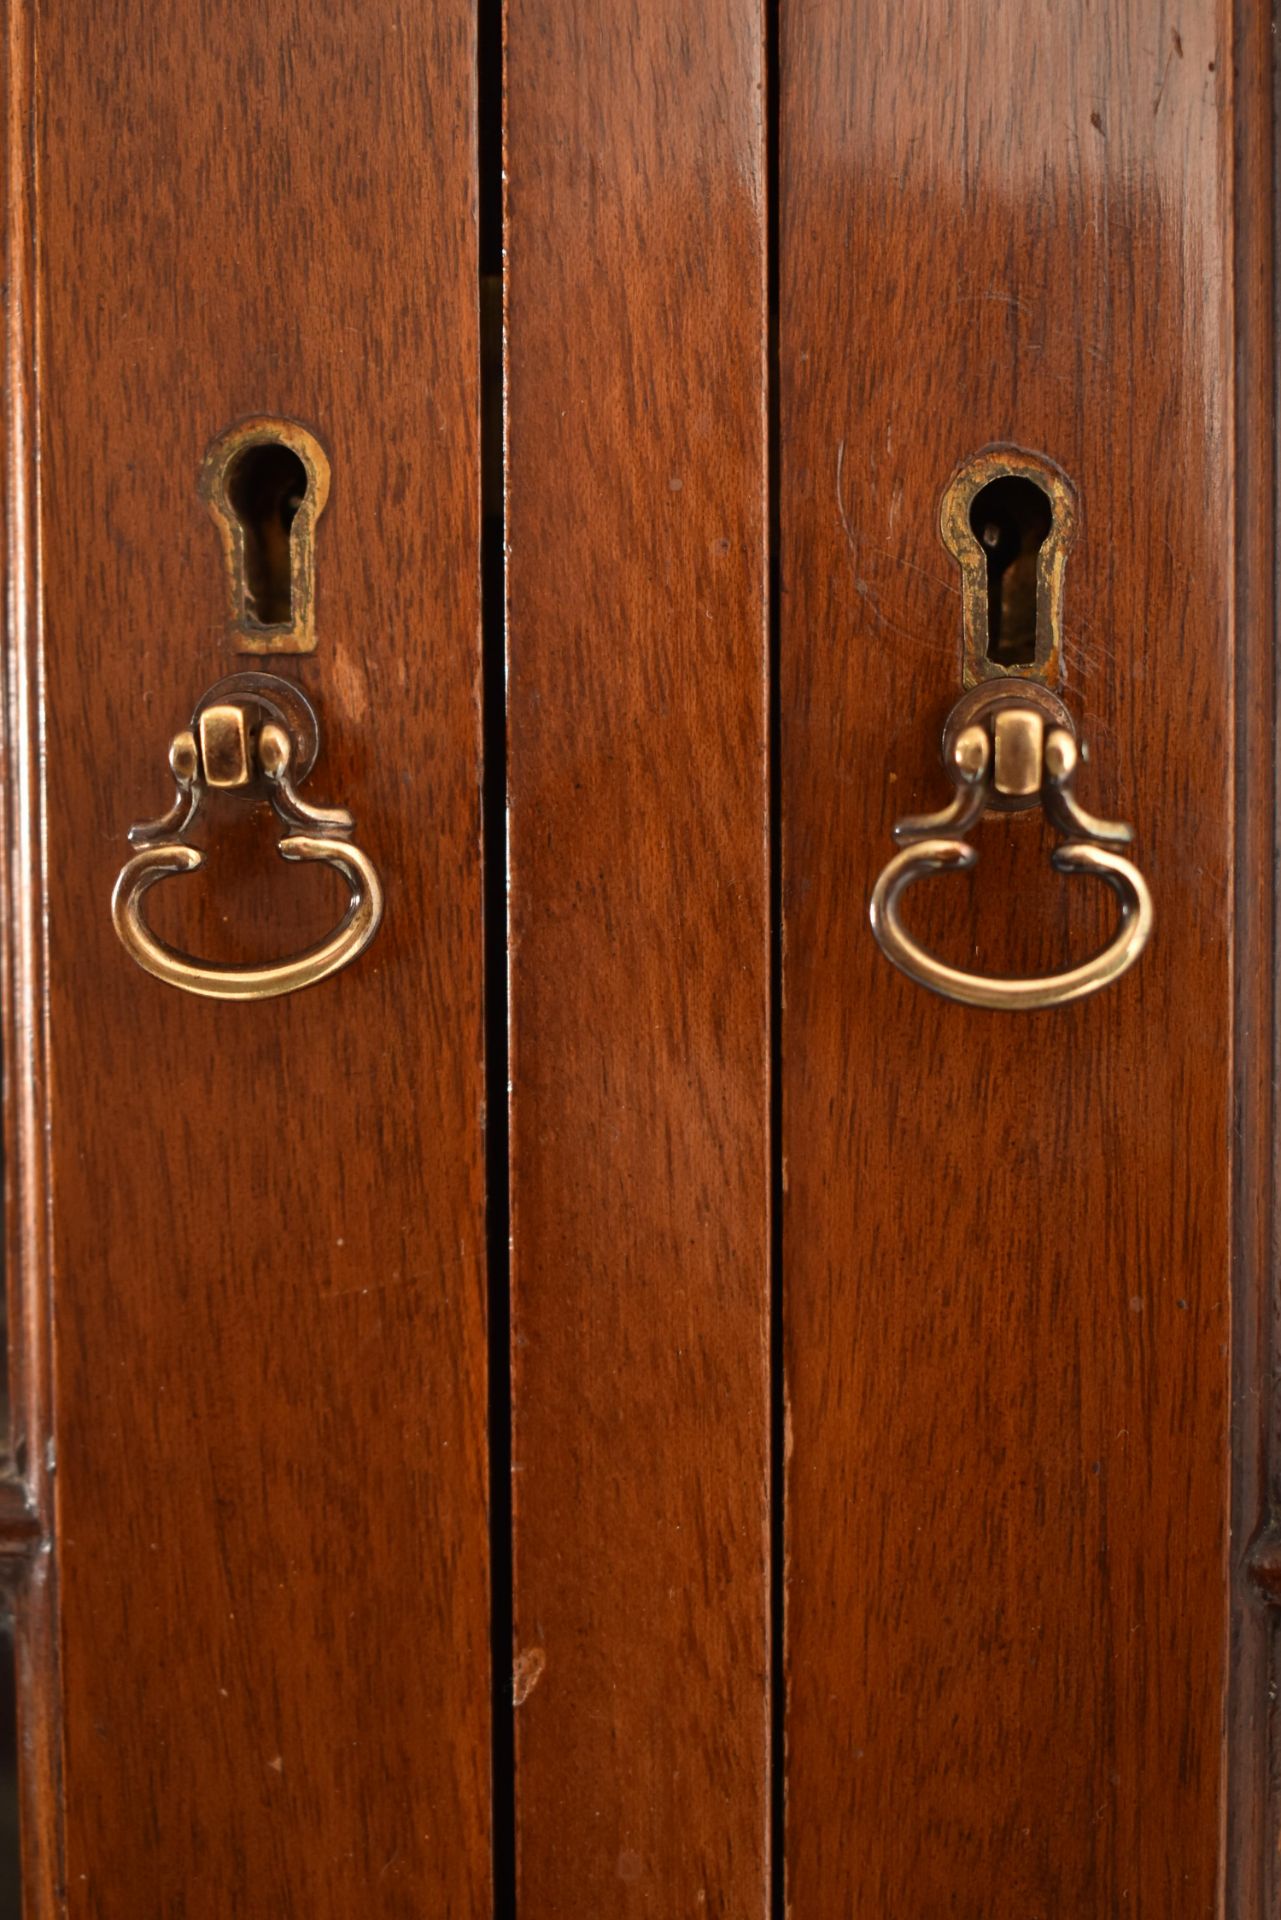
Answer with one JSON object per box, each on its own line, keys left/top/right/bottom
{"left": 868, "top": 685, "right": 1152, "bottom": 1011}
{"left": 112, "top": 836, "right": 383, "bottom": 1001}
{"left": 869, "top": 837, "right": 1152, "bottom": 1011}
{"left": 111, "top": 673, "right": 383, "bottom": 1001}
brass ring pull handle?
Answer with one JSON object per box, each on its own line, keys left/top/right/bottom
{"left": 869, "top": 684, "right": 1152, "bottom": 1011}
{"left": 111, "top": 673, "right": 383, "bottom": 1001}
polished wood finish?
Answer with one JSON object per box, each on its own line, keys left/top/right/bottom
{"left": 504, "top": 2, "right": 771, "bottom": 1910}
{"left": 780, "top": 1, "right": 1238, "bottom": 1910}
{"left": 5, "top": 2, "right": 490, "bottom": 1911}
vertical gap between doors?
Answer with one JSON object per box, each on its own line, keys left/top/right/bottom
{"left": 479, "top": 0, "right": 515, "bottom": 1911}
{"left": 766, "top": 0, "right": 785, "bottom": 1916}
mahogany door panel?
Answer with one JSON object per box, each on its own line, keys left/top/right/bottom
{"left": 504, "top": 2, "right": 772, "bottom": 1912}
{"left": 780, "top": 0, "right": 1240, "bottom": 1913}
{"left": 5, "top": 1, "right": 491, "bottom": 1912}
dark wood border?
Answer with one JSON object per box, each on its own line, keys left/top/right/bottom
{"left": 1232, "top": 0, "right": 1280, "bottom": 1908}
{"left": 2, "top": 2, "right": 62, "bottom": 1910}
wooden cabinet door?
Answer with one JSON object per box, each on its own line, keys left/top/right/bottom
{"left": 1, "top": 0, "right": 1275, "bottom": 1914}
{"left": 2, "top": 3, "right": 492, "bottom": 1913}
{"left": 780, "top": 1, "right": 1249, "bottom": 1914}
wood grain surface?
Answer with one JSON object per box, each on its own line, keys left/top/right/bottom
{"left": 780, "top": 1, "right": 1235, "bottom": 1913}
{"left": 504, "top": 2, "right": 771, "bottom": 1912}
{"left": 9, "top": 2, "right": 491, "bottom": 1911}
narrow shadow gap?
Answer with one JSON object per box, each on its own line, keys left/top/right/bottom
{"left": 766, "top": 1, "right": 786, "bottom": 1916}
{"left": 479, "top": 0, "right": 515, "bottom": 1913}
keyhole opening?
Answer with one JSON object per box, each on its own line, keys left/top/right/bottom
{"left": 225, "top": 442, "right": 309, "bottom": 628}
{"left": 969, "top": 476, "right": 1053, "bottom": 668}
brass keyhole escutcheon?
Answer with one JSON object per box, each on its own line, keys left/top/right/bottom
{"left": 940, "top": 445, "right": 1077, "bottom": 688}
{"left": 201, "top": 418, "right": 331, "bottom": 655}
